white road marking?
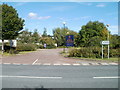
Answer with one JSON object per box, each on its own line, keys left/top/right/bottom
{"left": 34, "top": 63, "right": 41, "bottom": 65}
{"left": 101, "top": 63, "right": 109, "bottom": 65}
{"left": 109, "top": 63, "right": 118, "bottom": 65}
{"left": 73, "top": 63, "right": 80, "bottom": 66}
{"left": 13, "top": 63, "right": 21, "bottom": 65}
{"left": 93, "top": 76, "right": 120, "bottom": 79}
{"left": 22, "top": 64, "right": 29, "bottom": 65}
{"left": 32, "top": 59, "right": 38, "bottom": 65}
{"left": 62, "top": 63, "right": 71, "bottom": 65}
{"left": 3, "top": 63, "right": 11, "bottom": 65}
{"left": 43, "top": 63, "right": 51, "bottom": 65}
{"left": 53, "top": 64, "right": 61, "bottom": 65}
{"left": 81, "top": 63, "right": 90, "bottom": 65}
{"left": 91, "top": 63, "right": 99, "bottom": 65}
{"left": 0, "top": 75, "right": 62, "bottom": 79}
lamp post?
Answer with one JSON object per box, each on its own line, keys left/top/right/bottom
{"left": 62, "top": 21, "right": 66, "bottom": 53}
{"left": 106, "top": 24, "right": 110, "bottom": 59}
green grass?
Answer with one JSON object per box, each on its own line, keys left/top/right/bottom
{"left": 0, "top": 50, "right": 36, "bottom": 56}
{"left": 69, "top": 57, "right": 118, "bottom": 62}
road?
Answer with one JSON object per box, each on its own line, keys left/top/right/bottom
{"left": 1, "top": 64, "right": 118, "bottom": 88}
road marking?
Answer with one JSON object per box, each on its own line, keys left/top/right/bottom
{"left": 3, "top": 63, "right": 11, "bottom": 65}
{"left": 43, "top": 63, "right": 51, "bottom": 65}
{"left": 81, "top": 63, "right": 90, "bottom": 65}
{"left": 73, "top": 63, "right": 80, "bottom": 66}
{"left": 22, "top": 64, "right": 29, "bottom": 65}
{"left": 0, "top": 75, "right": 62, "bottom": 79}
{"left": 93, "top": 76, "right": 120, "bottom": 79}
{"left": 109, "top": 63, "right": 118, "bottom": 65}
{"left": 32, "top": 59, "right": 38, "bottom": 65}
{"left": 34, "top": 63, "right": 41, "bottom": 65}
{"left": 91, "top": 63, "right": 100, "bottom": 65}
{"left": 101, "top": 63, "right": 109, "bottom": 65}
{"left": 13, "top": 63, "right": 21, "bottom": 65}
{"left": 53, "top": 64, "right": 61, "bottom": 65}
{"left": 62, "top": 63, "right": 71, "bottom": 65}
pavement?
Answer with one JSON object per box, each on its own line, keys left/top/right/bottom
{"left": 1, "top": 48, "right": 118, "bottom": 66}
{"left": 1, "top": 64, "right": 119, "bottom": 88}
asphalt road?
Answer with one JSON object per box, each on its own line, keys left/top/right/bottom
{"left": 1, "top": 64, "right": 118, "bottom": 88}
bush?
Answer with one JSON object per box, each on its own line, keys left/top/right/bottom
{"left": 16, "top": 44, "right": 36, "bottom": 51}
{"left": 68, "top": 47, "right": 119, "bottom": 58}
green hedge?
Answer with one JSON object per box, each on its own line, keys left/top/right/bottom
{"left": 68, "top": 47, "right": 119, "bottom": 58}
{"left": 16, "top": 44, "right": 36, "bottom": 51}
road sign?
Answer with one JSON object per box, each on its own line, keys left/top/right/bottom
{"left": 66, "top": 35, "right": 74, "bottom": 47}
{"left": 101, "top": 41, "right": 110, "bottom": 45}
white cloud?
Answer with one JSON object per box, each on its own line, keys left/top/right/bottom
{"left": 96, "top": 4, "right": 106, "bottom": 7}
{"left": 38, "top": 16, "right": 51, "bottom": 20}
{"left": 28, "top": 12, "right": 51, "bottom": 20}
{"left": 28, "top": 12, "right": 38, "bottom": 18}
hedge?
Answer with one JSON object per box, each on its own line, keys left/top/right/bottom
{"left": 68, "top": 47, "right": 119, "bottom": 58}
{"left": 16, "top": 44, "right": 36, "bottom": 51}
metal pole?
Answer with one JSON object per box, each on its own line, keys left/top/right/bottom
{"left": 63, "top": 23, "right": 65, "bottom": 53}
{"left": 108, "top": 44, "right": 109, "bottom": 59}
{"left": 102, "top": 45, "right": 103, "bottom": 59}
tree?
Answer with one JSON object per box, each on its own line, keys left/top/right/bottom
{"left": 79, "top": 21, "right": 109, "bottom": 47}
{"left": 1, "top": 4, "right": 24, "bottom": 53}
{"left": 32, "top": 29, "right": 40, "bottom": 43}
{"left": 42, "top": 27, "right": 47, "bottom": 37}
{"left": 53, "top": 27, "right": 78, "bottom": 46}
{"left": 17, "top": 29, "right": 33, "bottom": 44}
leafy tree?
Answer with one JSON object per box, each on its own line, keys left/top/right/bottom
{"left": 17, "top": 29, "right": 33, "bottom": 44}
{"left": 110, "top": 34, "right": 120, "bottom": 49}
{"left": 42, "top": 27, "right": 47, "bottom": 37}
{"left": 32, "top": 29, "right": 40, "bottom": 43}
{"left": 79, "top": 21, "right": 109, "bottom": 47}
{"left": 40, "top": 37, "right": 55, "bottom": 48}
{"left": 53, "top": 27, "right": 78, "bottom": 46}
{"left": 1, "top": 4, "right": 24, "bottom": 52}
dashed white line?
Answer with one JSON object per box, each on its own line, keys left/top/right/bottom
{"left": 0, "top": 75, "right": 62, "bottom": 79}
{"left": 62, "top": 63, "right": 71, "bottom": 65}
{"left": 34, "top": 63, "right": 41, "bottom": 65}
{"left": 73, "top": 63, "right": 80, "bottom": 66}
{"left": 3, "top": 63, "right": 11, "bottom": 65}
{"left": 101, "top": 63, "right": 109, "bottom": 65}
{"left": 32, "top": 59, "right": 38, "bottom": 65}
{"left": 53, "top": 64, "right": 61, "bottom": 65}
{"left": 109, "top": 63, "right": 118, "bottom": 65}
{"left": 43, "top": 63, "right": 51, "bottom": 65}
{"left": 93, "top": 76, "right": 120, "bottom": 79}
{"left": 13, "top": 63, "right": 21, "bottom": 65}
{"left": 81, "top": 63, "right": 90, "bottom": 65}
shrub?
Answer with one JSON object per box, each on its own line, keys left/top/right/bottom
{"left": 16, "top": 44, "right": 36, "bottom": 51}
{"left": 68, "top": 47, "right": 118, "bottom": 58}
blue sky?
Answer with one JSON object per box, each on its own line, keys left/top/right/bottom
{"left": 3, "top": 2, "right": 118, "bottom": 35}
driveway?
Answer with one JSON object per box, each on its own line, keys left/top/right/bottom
{"left": 1, "top": 48, "right": 118, "bottom": 65}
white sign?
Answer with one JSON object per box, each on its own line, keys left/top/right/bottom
{"left": 9, "top": 40, "right": 17, "bottom": 47}
{"left": 101, "top": 41, "right": 110, "bottom": 45}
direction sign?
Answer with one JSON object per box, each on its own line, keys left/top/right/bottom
{"left": 101, "top": 41, "right": 110, "bottom": 45}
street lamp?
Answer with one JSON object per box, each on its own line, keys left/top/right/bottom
{"left": 62, "top": 21, "right": 66, "bottom": 53}
{"left": 106, "top": 24, "right": 110, "bottom": 41}
{"left": 106, "top": 24, "right": 110, "bottom": 59}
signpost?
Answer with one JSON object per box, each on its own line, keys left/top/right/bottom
{"left": 101, "top": 41, "right": 110, "bottom": 59}
{"left": 66, "top": 35, "right": 74, "bottom": 47}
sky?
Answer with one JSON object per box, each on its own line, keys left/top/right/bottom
{"left": 2, "top": 2, "right": 118, "bottom": 35}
